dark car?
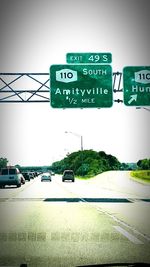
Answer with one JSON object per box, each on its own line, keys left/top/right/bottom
{"left": 21, "top": 175, "right": 26, "bottom": 184}
{"left": 22, "top": 172, "right": 30, "bottom": 181}
{"left": 28, "top": 172, "right": 35, "bottom": 179}
{"left": 62, "top": 170, "right": 75, "bottom": 182}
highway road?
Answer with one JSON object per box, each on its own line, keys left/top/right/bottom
{"left": 0, "top": 171, "right": 150, "bottom": 267}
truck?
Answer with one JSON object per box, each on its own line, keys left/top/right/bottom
{"left": 0, "top": 167, "right": 24, "bottom": 188}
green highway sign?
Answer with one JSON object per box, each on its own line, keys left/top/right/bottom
{"left": 123, "top": 66, "right": 150, "bottom": 106}
{"left": 66, "top": 53, "right": 112, "bottom": 64}
{"left": 50, "top": 64, "right": 113, "bottom": 108}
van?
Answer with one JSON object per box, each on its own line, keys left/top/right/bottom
{"left": 62, "top": 170, "right": 75, "bottom": 182}
{"left": 0, "top": 167, "right": 22, "bottom": 188}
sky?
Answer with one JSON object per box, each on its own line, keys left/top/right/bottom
{"left": 0, "top": 0, "right": 150, "bottom": 166}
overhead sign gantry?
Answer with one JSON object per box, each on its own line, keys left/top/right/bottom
{"left": 0, "top": 52, "right": 149, "bottom": 109}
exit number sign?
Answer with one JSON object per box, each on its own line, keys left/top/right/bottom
{"left": 66, "top": 53, "right": 112, "bottom": 64}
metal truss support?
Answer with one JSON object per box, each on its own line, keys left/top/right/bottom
{"left": 0, "top": 73, "right": 50, "bottom": 103}
{"left": 0, "top": 72, "right": 122, "bottom": 103}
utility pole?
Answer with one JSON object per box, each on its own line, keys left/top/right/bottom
{"left": 65, "top": 131, "right": 84, "bottom": 176}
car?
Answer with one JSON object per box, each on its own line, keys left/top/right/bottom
{"left": 21, "top": 175, "right": 26, "bottom": 184}
{"left": 0, "top": 167, "right": 22, "bottom": 188}
{"left": 62, "top": 170, "right": 75, "bottom": 182}
{"left": 34, "top": 172, "right": 38, "bottom": 177}
{"left": 41, "top": 174, "right": 52, "bottom": 182}
{"left": 28, "top": 172, "right": 35, "bottom": 179}
{"left": 22, "top": 172, "right": 31, "bottom": 181}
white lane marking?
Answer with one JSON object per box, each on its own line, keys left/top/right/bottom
{"left": 113, "top": 226, "right": 144, "bottom": 244}
{"left": 94, "top": 205, "right": 150, "bottom": 242}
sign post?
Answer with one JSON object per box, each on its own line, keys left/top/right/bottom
{"left": 50, "top": 64, "right": 113, "bottom": 108}
{"left": 123, "top": 66, "right": 150, "bottom": 106}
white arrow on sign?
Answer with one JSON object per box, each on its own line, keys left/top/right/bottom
{"left": 128, "top": 94, "right": 137, "bottom": 104}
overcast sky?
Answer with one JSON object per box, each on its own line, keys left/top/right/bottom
{"left": 0, "top": 0, "right": 150, "bottom": 166}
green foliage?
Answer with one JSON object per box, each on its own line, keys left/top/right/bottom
{"left": 131, "top": 170, "right": 150, "bottom": 183}
{"left": 52, "top": 150, "right": 121, "bottom": 177}
{"left": 120, "top": 162, "right": 138, "bottom": 170}
{"left": 0, "top": 157, "right": 8, "bottom": 171}
{"left": 137, "top": 158, "right": 150, "bottom": 170}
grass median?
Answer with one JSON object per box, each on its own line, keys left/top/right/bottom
{"left": 131, "top": 170, "right": 150, "bottom": 184}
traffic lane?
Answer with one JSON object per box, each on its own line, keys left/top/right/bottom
{"left": 1, "top": 171, "right": 149, "bottom": 200}
{"left": 0, "top": 174, "right": 84, "bottom": 202}
{"left": 111, "top": 171, "right": 150, "bottom": 198}
{"left": 0, "top": 177, "right": 35, "bottom": 199}
{"left": 95, "top": 200, "right": 150, "bottom": 237}
{"left": 0, "top": 200, "right": 150, "bottom": 267}
{"left": 1, "top": 173, "right": 150, "bottom": 240}
{"left": 0, "top": 174, "right": 66, "bottom": 199}
{"left": 54, "top": 174, "right": 132, "bottom": 200}
{"left": 87, "top": 171, "right": 150, "bottom": 198}
{"left": 0, "top": 174, "right": 103, "bottom": 200}
{"left": 15, "top": 175, "right": 76, "bottom": 199}
{"left": 55, "top": 171, "right": 150, "bottom": 200}
{"left": 54, "top": 174, "right": 150, "bottom": 238}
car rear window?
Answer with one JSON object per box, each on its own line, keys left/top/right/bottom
{"left": 64, "top": 171, "right": 74, "bottom": 175}
{"left": 1, "top": 169, "right": 8, "bottom": 175}
{"left": 9, "top": 169, "right": 16, "bottom": 175}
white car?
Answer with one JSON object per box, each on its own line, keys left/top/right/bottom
{"left": 41, "top": 174, "right": 52, "bottom": 182}
{"left": 0, "top": 167, "right": 22, "bottom": 188}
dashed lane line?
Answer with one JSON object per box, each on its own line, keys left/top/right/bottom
{"left": 113, "top": 225, "right": 144, "bottom": 244}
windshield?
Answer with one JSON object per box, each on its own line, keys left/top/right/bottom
{"left": 0, "top": 0, "right": 150, "bottom": 267}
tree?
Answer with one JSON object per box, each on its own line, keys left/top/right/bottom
{"left": 51, "top": 149, "right": 122, "bottom": 177}
{"left": 0, "top": 157, "right": 8, "bottom": 170}
{"left": 137, "top": 158, "right": 150, "bottom": 170}
{"left": 106, "top": 154, "right": 121, "bottom": 170}
{"left": 121, "top": 163, "right": 129, "bottom": 170}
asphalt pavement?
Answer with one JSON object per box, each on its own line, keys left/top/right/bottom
{"left": 0, "top": 171, "right": 150, "bottom": 267}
